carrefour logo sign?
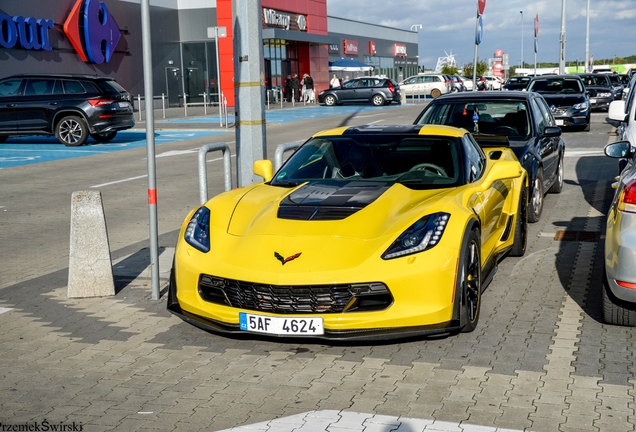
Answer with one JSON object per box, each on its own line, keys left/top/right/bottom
{"left": 0, "top": 0, "right": 121, "bottom": 64}
{"left": 64, "top": 0, "right": 122, "bottom": 64}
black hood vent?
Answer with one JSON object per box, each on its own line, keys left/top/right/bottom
{"left": 278, "top": 181, "right": 391, "bottom": 221}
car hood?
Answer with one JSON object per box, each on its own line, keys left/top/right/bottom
{"left": 540, "top": 94, "right": 586, "bottom": 107}
{"left": 222, "top": 181, "right": 452, "bottom": 240}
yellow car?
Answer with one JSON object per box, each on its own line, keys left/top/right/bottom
{"left": 168, "top": 125, "right": 528, "bottom": 340}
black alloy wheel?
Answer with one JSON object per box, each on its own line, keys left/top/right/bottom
{"left": 91, "top": 131, "right": 118, "bottom": 143}
{"left": 548, "top": 154, "right": 564, "bottom": 194}
{"left": 510, "top": 186, "right": 528, "bottom": 257}
{"left": 460, "top": 230, "right": 482, "bottom": 333}
{"left": 56, "top": 115, "right": 89, "bottom": 146}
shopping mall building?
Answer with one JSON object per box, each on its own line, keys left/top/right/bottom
{"left": 0, "top": 0, "right": 418, "bottom": 108}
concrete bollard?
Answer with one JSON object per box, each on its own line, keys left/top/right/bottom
{"left": 67, "top": 191, "right": 115, "bottom": 298}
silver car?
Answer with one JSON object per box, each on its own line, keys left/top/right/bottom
{"left": 603, "top": 140, "right": 636, "bottom": 326}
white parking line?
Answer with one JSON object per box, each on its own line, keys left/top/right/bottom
{"left": 0, "top": 308, "right": 13, "bottom": 315}
{"left": 353, "top": 113, "right": 384, "bottom": 118}
{"left": 91, "top": 175, "right": 148, "bottom": 188}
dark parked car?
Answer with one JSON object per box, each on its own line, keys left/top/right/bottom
{"left": 607, "top": 73, "right": 625, "bottom": 99}
{"left": 577, "top": 73, "right": 615, "bottom": 110}
{"left": 414, "top": 91, "right": 565, "bottom": 222}
{"left": 318, "top": 76, "right": 401, "bottom": 106}
{"left": 526, "top": 75, "right": 590, "bottom": 131}
{"left": 503, "top": 76, "right": 531, "bottom": 91}
{"left": 0, "top": 73, "right": 134, "bottom": 146}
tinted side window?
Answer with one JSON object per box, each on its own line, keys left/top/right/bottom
{"left": 24, "top": 79, "right": 56, "bottom": 95}
{"left": 63, "top": 81, "right": 87, "bottom": 94}
{"left": 462, "top": 134, "right": 486, "bottom": 182}
{"left": 0, "top": 79, "right": 23, "bottom": 96}
{"left": 535, "top": 97, "right": 556, "bottom": 127}
{"left": 80, "top": 81, "right": 101, "bottom": 94}
{"left": 530, "top": 99, "right": 547, "bottom": 134}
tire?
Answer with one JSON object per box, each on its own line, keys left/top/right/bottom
{"left": 324, "top": 94, "right": 337, "bottom": 106}
{"left": 528, "top": 169, "right": 544, "bottom": 223}
{"left": 90, "top": 131, "right": 117, "bottom": 143}
{"left": 510, "top": 185, "right": 528, "bottom": 257}
{"left": 0, "top": 135, "right": 7, "bottom": 143}
{"left": 583, "top": 119, "right": 591, "bottom": 132}
{"left": 460, "top": 230, "right": 482, "bottom": 333}
{"left": 548, "top": 154, "right": 564, "bottom": 194}
{"left": 55, "top": 115, "right": 88, "bottom": 146}
{"left": 602, "top": 270, "right": 636, "bottom": 326}
{"left": 431, "top": 88, "right": 441, "bottom": 98}
{"left": 372, "top": 94, "right": 385, "bottom": 106}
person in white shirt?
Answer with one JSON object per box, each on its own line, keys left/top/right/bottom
{"left": 330, "top": 74, "right": 341, "bottom": 88}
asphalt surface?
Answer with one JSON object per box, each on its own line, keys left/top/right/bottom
{"left": 0, "top": 99, "right": 633, "bottom": 432}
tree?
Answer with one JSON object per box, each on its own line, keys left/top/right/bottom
{"left": 462, "top": 61, "right": 488, "bottom": 77}
{"left": 441, "top": 64, "right": 459, "bottom": 75}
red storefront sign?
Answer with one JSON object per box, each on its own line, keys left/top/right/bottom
{"left": 343, "top": 39, "right": 358, "bottom": 55}
{"left": 394, "top": 44, "right": 407, "bottom": 57}
{"left": 369, "top": 40, "right": 376, "bottom": 55}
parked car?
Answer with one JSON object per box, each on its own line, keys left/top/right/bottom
{"left": 607, "top": 73, "right": 625, "bottom": 99}
{"left": 414, "top": 91, "right": 565, "bottom": 222}
{"left": 526, "top": 75, "right": 590, "bottom": 131}
{"left": 609, "top": 73, "right": 636, "bottom": 162}
{"left": 168, "top": 124, "right": 528, "bottom": 339}
{"left": 503, "top": 76, "right": 531, "bottom": 91}
{"left": 318, "top": 76, "right": 401, "bottom": 106}
{"left": 398, "top": 74, "right": 449, "bottom": 98}
{"left": 484, "top": 76, "right": 502, "bottom": 90}
{"left": 475, "top": 76, "right": 487, "bottom": 91}
{"left": 0, "top": 73, "right": 134, "bottom": 146}
{"left": 449, "top": 75, "right": 466, "bottom": 92}
{"left": 602, "top": 140, "right": 636, "bottom": 326}
{"left": 461, "top": 77, "right": 474, "bottom": 91}
{"left": 577, "top": 73, "right": 615, "bottom": 110}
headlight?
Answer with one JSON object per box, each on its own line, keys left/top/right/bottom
{"left": 184, "top": 207, "right": 210, "bottom": 252}
{"left": 597, "top": 92, "right": 612, "bottom": 98}
{"left": 573, "top": 101, "right": 589, "bottom": 110}
{"left": 382, "top": 213, "right": 450, "bottom": 259}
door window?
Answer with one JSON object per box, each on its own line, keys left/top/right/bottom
{"left": 0, "top": 79, "right": 22, "bottom": 96}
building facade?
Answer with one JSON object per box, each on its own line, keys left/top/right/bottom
{"left": 0, "top": 0, "right": 417, "bottom": 108}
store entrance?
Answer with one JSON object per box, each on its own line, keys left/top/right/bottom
{"left": 180, "top": 42, "right": 220, "bottom": 107}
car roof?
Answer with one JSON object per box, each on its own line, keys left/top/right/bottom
{"left": 312, "top": 124, "right": 466, "bottom": 139}
{"left": 431, "top": 90, "right": 533, "bottom": 102}
{"left": 2, "top": 73, "right": 115, "bottom": 81}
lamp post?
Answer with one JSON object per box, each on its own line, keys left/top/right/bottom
{"left": 559, "top": 0, "right": 566, "bottom": 74}
{"left": 520, "top": 11, "right": 523, "bottom": 69}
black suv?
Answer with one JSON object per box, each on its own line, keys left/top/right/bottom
{"left": 318, "top": 76, "right": 401, "bottom": 106}
{"left": 526, "top": 75, "right": 590, "bottom": 131}
{"left": 0, "top": 74, "right": 134, "bottom": 146}
{"left": 577, "top": 73, "right": 615, "bottom": 111}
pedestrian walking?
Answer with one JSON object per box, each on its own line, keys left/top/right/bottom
{"left": 330, "top": 73, "right": 340, "bottom": 88}
{"left": 302, "top": 73, "right": 315, "bottom": 102}
{"left": 290, "top": 73, "right": 300, "bottom": 102}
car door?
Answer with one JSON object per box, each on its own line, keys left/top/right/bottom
{"left": 16, "top": 78, "right": 59, "bottom": 133}
{"left": 353, "top": 78, "right": 374, "bottom": 102}
{"left": 531, "top": 97, "right": 558, "bottom": 181}
{"left": 0, "top": 78, "right": 23, "bottom": 133}
{"left": 336, "top": 79, "right": 359, "bottom": 102}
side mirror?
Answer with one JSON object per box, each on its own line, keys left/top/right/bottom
{"left": 608, "top": 100, "right": 627, "bottom": 122}
{"left": 253, "top": 159, "right": 274, "bottom": 182}
{"left": 543, "top": 126, "right": 562, "bottom": 137}
{"left": 604, "top": 141, "right": 633, "bottom": 159}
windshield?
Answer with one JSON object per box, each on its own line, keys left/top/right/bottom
{"left": 527, "top": 78, "right": 584, "bottom": 94}
{"left": 416, "top": 100, "right": 531, "bottom": 139}
{"left": 580, "top": 75, "right": 610, "bottom": 87}
{"left": 272, "top": 135, "right": 465, "bottom": 190}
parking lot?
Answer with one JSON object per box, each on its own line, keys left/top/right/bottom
{"left": 0, "top": 104, "right": 633, "bottom": 432}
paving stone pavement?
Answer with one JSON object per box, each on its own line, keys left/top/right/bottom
{"left": 1, "top": 120, "right": 634, "bottom": 431}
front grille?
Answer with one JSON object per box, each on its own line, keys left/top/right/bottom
{"left": 198, "top": 275, "right": 392, "bottom": 314}
{"left": 552, "top": 107, "right": 570, "bottom": 115}
{"left": 277, "top": 205, "right": 361, "bottom": 220}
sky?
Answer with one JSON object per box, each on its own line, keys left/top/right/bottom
{"left": 326, "top": 0, "right": 636, "bottom": 69}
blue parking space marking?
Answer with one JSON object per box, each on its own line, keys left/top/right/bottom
{"left": 158, "top": 104, "right": 407, "bottom": 125}
{"left": 0, "top": 130, "right": 226, "bottom": 169}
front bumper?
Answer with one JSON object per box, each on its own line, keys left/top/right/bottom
{"left": 589, "top": 97, "right": 613, "bottom": 111}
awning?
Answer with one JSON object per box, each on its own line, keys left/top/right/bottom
{"left": 328, "top": 59, "right": 374, "bottom": 72}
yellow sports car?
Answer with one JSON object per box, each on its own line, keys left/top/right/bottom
{"left": 168, "top": 125, "right": 528, "bottom": 340}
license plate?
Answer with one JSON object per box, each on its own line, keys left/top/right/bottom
{"left": 118, "top": 101, "right": 130, "bottom": 108}
{"left": 590, "top": 98, "right": 596, "bottom": 104}
{"left": 555, "top": 119, "right": 564, "bottom": 126}
{"left": 239, "top": 312, "right": 324, "bottom": 335}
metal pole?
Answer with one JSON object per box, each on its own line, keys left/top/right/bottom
{"left": 162, "top": 93, "right": 165, "bottom": 118}
{"left": 472, "top": 12, "right": 479, "bottom": 91}
{"left": 215, "top": 26, "right": 223, "bottom": 127}
{"left": 585, "top": 0, "right": 590, "bottom": 72}
{"left": 559, "top": 0, "right": 566, "bottom": 75}
{"left": 140, "top": 0, "right": 160, "bottom": 300}
{"left": 520, "top": 11, "right": 523, "bottom": 69}
{"left": 137, "top": 94, "right": 142, "bottom": 121}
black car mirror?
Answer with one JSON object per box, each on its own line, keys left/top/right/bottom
{"left": 543, "top": 126, "right": 562, "bottom": 137}
{"left": 605, "top": 141, "right": 633, "bottom": 159}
